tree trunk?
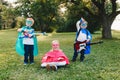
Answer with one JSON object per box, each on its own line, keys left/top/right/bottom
{"left": 102, "top": 17, "right": 112, "bottom": 39}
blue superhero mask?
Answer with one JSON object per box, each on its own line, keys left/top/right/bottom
{"left": 81, "top": 23, "right": 87, "bottom": 27}
{"left": 26, "top": 20, "right": 33, "bottom": 26}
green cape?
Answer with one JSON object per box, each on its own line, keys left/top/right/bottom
{"left": 15, "top": 32, "right": 38, "bottom": 56}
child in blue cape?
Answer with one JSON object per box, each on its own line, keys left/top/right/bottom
{"left": 16, "top": 18, "right": 38, "bottom": 65}
{"left": 72, "top": 18, "right": 92, "bottom": 62}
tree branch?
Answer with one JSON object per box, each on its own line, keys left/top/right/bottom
{"left": 91, "top": 0, "right": 105, "bottom": 13}
{"left": 83, "top": 7, "right": 94, "bottom": 16}
{"left": 110, "top": 0, "right": 117, "bottom": 13}
{"left": 109, "top": 10, "right": 120, "bottom": 19}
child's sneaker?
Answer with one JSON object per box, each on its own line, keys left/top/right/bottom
{"left": 30, "top": 62, "right": 34, "bottom": 65}
{"left": 51, "top": 65, "right": 57, "bottom": 71}
{"left": 71, "top": 59, "right": 76, "bottom": 62}
{"left": 46, "top": 64, "right": 51, "bottom": 71}
{"left": 24, "top": 62, "right": 28, "bottom": 65}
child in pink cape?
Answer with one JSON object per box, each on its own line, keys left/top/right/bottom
{"left": 41, "top": 40, "right": 70, "bottom": 71}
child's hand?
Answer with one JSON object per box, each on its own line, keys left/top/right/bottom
{"left": 43, "top": 56, "right": 47, "bottom": 60}
{"left": 28, "top": 34, "right": 33, "bottom": 38}
{"left": 23, "top": 32, "right": 29, "bottom": 36}
{"left": 58, "top": 57, "right": 64, "bottom": 60}
{"left": 86, "top": 39, "right": 90, "bottom": 42}
{"left": 17, "top": 28, "right": 22, "bottom": 32}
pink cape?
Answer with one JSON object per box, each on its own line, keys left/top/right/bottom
{"left": 41, "top": 50, "right": 70, "bottom": 64}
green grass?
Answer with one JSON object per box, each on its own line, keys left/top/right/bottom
{"left": 0, "top": 29, "right": 120, "bottom": 80}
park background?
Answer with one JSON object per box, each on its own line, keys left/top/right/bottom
{"left": 0, "top": 0, "right": 120, "bottom": 80}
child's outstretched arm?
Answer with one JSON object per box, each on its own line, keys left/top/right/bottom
{"left": 17, "top": 28, "right": 22, "bottom": 32}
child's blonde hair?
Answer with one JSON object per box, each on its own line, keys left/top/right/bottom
{"left": 51, "top": 40, "right": 62, "bottom": 51}
{"left": 52, "top": 40, "right": 59, "bottom": 45}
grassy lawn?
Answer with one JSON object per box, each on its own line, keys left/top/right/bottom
{"left": 0, "top": 29, "right": 120, "bottom": 80}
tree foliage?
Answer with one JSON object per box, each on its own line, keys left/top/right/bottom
{"left": 0, "top": 0, "right": 17, "bottom": 29}
{"left": 57, "top": 0, "right": 100, "bottom": 33}
{"left": 69, "top": 0, "right": 120, "bottom": 38}
{"left": 15, "top": 0, "right": 64, "bottom": 32}
{"left": 90, "top": 0, "right": 120, "bottom": 38}
{"left": 0, "top": 0, "right": 8, "bottom": 29}
{"left": 1, "top": 0, "right": 120, "bottom": 39}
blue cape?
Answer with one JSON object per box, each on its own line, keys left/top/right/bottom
{"left": 76, "top": 29, "right": 92, "bottom": 54}
{"left": 15, "top": 32, "right": 38, "bottom": 56}
{"left": 82, "top": 29, "right": 92, "bottom": 54}
{"left": 85, "top": 42, "right": 91, "bottom": 54}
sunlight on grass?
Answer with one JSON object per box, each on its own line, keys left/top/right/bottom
{"left": 37, "top": 33, "right": 52, "bottom": 41}
{"left": 0, "top": 29, "right": 120, "bottom": 80}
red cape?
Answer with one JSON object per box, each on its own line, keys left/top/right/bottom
{"left": 41, "top": 50, "right": 69, "bottom": 64}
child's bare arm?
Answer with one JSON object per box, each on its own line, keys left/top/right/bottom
{"left": 17, "top": 28, "right": 22, "bottom": 32}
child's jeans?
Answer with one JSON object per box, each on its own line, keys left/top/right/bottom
{"left": 72, "top": 44, "right": 85, "bottom": 61}
{"left": 24, "top": 44, "right": 34, "bottom": 63}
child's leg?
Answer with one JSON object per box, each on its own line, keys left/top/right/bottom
{"left": 72, "top": 44, "right": 78, "bottom": 61}
{"left": 29, "top": 45, "right": 34, "bottom": 63}
{"left": 41, "top": 62, "right": 55, "bottom": 67}
{"left": 80, "top": 49, "right": 85, "bottom": 62}
{"left": 41, "top": 61, "right": 66, "bottom": 67}
{"left": 24, "top": 45, "right": 29, "bottom": 63}
{"left": 55, "top": 61, "right": 66, "bottom": 66}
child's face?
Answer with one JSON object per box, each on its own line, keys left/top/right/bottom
{"left": 26, "top": 20, "right": 33, "bottom": 27}
{"left": 80, "top": 22, "right": 87, "bottom": 29}
{"left": 52, "top": 43, "right": 59, "bottom": 50}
